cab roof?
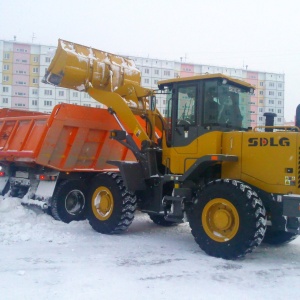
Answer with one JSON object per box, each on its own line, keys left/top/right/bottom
{"left": 157, "top": 73, "right": 255, "bottom": 90}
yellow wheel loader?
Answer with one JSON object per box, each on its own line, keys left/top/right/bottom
{"left": 41, "top": 39, "right": 300, "bottom": 259}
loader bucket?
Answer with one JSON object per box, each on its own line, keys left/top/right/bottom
{"left": 43, "top": 39, "right": 141, "bottom": 92}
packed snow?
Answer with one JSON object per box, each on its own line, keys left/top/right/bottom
{"left": 1, "top": 195, "right": 300, "bottom": 300}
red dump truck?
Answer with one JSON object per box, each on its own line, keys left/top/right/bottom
{"left": 0, "top": 103, "right": 141, "bottom": 223}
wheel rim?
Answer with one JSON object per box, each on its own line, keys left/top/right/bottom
{"left": 65, "top": 190, "right": 85, "bottom": 215}
{"left": 202, "top": 198, "right": 239, "bottom": 242}
{"left": 92, "top": 186, "right": 114, "bottom": 221}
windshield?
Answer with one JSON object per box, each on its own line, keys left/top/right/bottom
{"left": 203, "top": 80, "right": 251, "bottom": 129}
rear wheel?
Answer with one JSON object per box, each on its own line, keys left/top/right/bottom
{"left": 51, "top": 180, "right": 87, "bottom": 223}
{"left": 188, "top": 179, "right": 266, "bottom": 259}
{"left": 263, "top": 230, "right": 298, "bottom": 245}
{"left": 87, "top": 172, "right": 137, "bottom": 234}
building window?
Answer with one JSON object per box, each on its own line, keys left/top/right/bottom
{"left": 32, "top": 100, "right": 38, "bottom": 106}
{"left": 278, "top": 83, "right": 282, "bottom": 88}
{"left": 44, "top": 90, "right": 52, "bottom": 96}
{"left": 3, "top": 75, "right": 9, "bottom": 82}
{"left": 269, "top": 91, "right": 274, "bottom": 96}
{"left": 164, "top": 70, "right": 171, "bottom": 76}
{"left": 58, "top": 91, "right": 65, "bottom": 96}
{"left": 144, "top": 78, "right": 150, "bottom": 84}
{"left": 32, "top": 89, "right": 38, "bottom": 95}
{"left": 33, "top": 78, "right": 38, "bottom": 84}
{"left": 45, "top": 57, "right": 51, "bottom": 63}
{"left": 259, "top": 117, "right": 263, "bottom": 121}
{"left": 3, "top": 87, "right": 9, "bottom": 93}
{"left": 15, "top": 103, "right": 25, "bottom": 107}
{"left": 17, "top": 70, "right": 26, "bottom": 74}
{"left": 4, "top": 53, "right": 10, "bottom": 60}
{"left": 278, "top": 92, "right": 282, "bottom": 96}
{"left": 2, "top": 98, "right": 8, "bottom": 104}
{"left": 73, "top": 92, "right": 78, "bottom": 97}
{"left": 154, "top": 69, "right": 159, "bottom": 75}
{"left": 269, "top": 108, "right": 274, "bottom": 112}
{"left": 269, "top": 82, "right": 274, "bottom": 87}
{"left": 3, "top": 64, "right": 10, "bottom": 71}
{"left": 259, "top": 82, "right": 263, "bottom": 86}
{"left": 144, "top": 68, "right": 150, "bottom": 74}
{"left": 33, "top": 56, "right": 39, "bottom": 63}
{"left": 154, "top": 80, "right": 158, "bottom": 84}
{"left": 278, "top": 118, "right": 282, "bottom": 122}
{"left": 33, "top": 67, "right": 39, "bottom": 73}
{"left": 84, "top": 93, "right": 90, "bottom": 98}
{"left": 278, "top": 100, "right": 282, "bottom": 105}
{"left": 44, "top": 100, "right": 52, "bottom": 106}
{"left": 269, "top": 100, "right": 274, "bottom": 105}
{"left": 259, "top": 91, "right": 263, "bottom": 95}
{"left": 259, "top": 108, "right": 263, "bottom": 113}
{"left": 15, "top": 92, "right": 26, "bottom": 96}
{"left": 278, "top": 109, "right": 282, "bottom": 114}
{"left": 16, "top": 81, "right": 26, "bottom": 85}
{"left": 17, "top": 48, "right": 27, "bottom": 53}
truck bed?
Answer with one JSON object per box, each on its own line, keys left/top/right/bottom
{"left": 0, "top": 104, "right": 138, "bottom": 171}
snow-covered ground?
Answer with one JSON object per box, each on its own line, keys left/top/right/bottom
{"left": 1, "top": 196, "right": 300, "bottom": 300}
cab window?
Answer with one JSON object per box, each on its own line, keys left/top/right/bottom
{"left": 177, "top": 85, "right": 197, "bottom": 125}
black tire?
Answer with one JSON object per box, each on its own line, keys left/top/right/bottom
{"left": 87, "top": 172, "right": 137, "bottom": 234}
{"left": 263, "top": 230, "right": 298, "bottom": 245}
{"left": 188, "top": 179, "right": 266, "bottom": 259}
{"left": 51, "top": 180, "right": 87, "bottom": 223}
{"left": 148, "top": 214, "right": 178, "bottom": 227}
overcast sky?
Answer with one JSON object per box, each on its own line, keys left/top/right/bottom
{"left": 1, "top": 0, "right": 299, "bottom": 121}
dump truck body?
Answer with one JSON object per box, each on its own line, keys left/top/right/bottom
{"left": 0, "top": 103, "right": 137, "bottom": 170}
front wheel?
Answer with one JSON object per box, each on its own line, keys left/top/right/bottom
{"left": 188, "top": 179, "right": 266, "bottom": 259}
{"left": 87, "top": 172, "right": 137, "bottom": 234}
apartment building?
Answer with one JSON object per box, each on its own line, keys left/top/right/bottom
{"left": 0, "top": 39, "right": 285, "bottom": 127}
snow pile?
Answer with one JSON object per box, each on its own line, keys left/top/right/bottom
{"left": 1, "top": 195, "right": 300, "bottom": 299}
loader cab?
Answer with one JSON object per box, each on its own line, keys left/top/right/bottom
{"left": 158, "top": 74, "right": 253, "bottom": 147}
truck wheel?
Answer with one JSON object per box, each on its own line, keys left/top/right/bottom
{"left": 51, "top": 180, "right": 87, "bottom": 223}
{"left": 263, "top": 230, "right": 298, "bottom": 245}
{"left": 87, "top": 172, "right": 137, "bottom": 234}
{"left": 188, "top": 179, "right": 266, "bottom": 259}
{"left": 148, "top": 214, "right": 178, "bottom": 227}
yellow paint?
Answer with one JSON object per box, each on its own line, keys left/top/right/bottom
{"left": 91, "top": 186, "right": 114, "bottom": 221}
{"left": 162, "top": 131, "right": 222, "bottom": 174}
{"left": 202, "top": 198, "right": 239, "bottom": 242}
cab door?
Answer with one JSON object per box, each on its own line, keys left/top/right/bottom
{"left": 167, "top": 83, "right": 199, "bottom": 151}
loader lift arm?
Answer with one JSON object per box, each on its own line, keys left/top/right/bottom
{"left": 43, "top": 39, "right": 165, "bottom": 145}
